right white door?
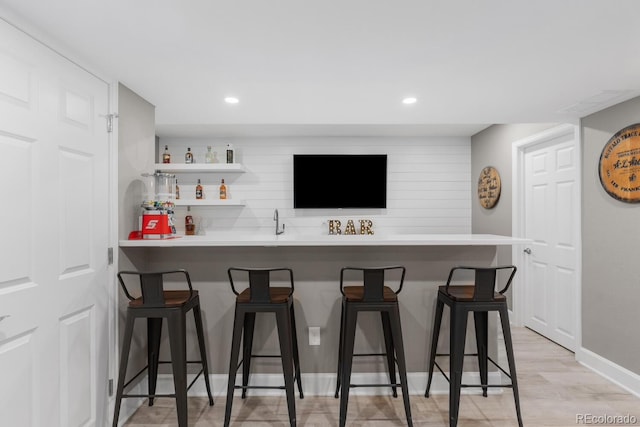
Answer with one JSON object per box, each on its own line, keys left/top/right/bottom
{"left": 523, "top": 133, "right": 579, "bottom": 351}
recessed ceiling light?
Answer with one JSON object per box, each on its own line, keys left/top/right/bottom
{"left": 402, "top": 97, "right": 417, "bottom": 105}
{"left": 225, "top": 97, "right": 239, "bottom": 104}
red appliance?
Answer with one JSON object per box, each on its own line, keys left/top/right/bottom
{"left": 140, "top": 172, "right": 177, "bottom": 239}
{"left": 142, "top": 210, "right": 174, "bottom": 239}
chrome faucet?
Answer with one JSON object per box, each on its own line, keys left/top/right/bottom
{"left": 274, "top": 209, "right": 285, "bottom": 235}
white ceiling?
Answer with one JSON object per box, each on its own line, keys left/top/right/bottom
{"left": 2, "top": 0, "right": 640, "bottom": 137}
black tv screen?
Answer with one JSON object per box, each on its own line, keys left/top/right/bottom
{"left": 293, "top": 154, "right": 387, "bottom": 208}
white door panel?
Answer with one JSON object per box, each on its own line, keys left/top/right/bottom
{"left": 0, "top": 331, "right": 36, "bottom": 427}
{"left": 0, "top": 19, "right": 109, "bottom": 427}
{"left": 523, "top": 132, "right": 578, "bottom": 351}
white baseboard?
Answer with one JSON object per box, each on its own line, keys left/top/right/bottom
{"left": 576, "top": 347, "right": 640, "bottom": 399}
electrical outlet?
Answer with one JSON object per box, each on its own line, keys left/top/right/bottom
{"left": 308, "top": 326, "right": 321, "bottom": 346}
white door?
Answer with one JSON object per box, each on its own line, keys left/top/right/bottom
{"left": 522, "top": 129, "right": 579, "bottom": 351}
{"left": 0, "top": 19, "right": 110, "bottom": 426}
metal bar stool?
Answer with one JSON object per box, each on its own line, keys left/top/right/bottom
{"left": 112, "top": 269, "right": 214, "bottom": 427}
{"left": 224, "top": 267, "right": 303, "bottom": 427}
{"left": 424, "top": 265, "right": 523, "bottom": 427}
{"left": 335, "top": 265, "right": 413, "bottom": 427}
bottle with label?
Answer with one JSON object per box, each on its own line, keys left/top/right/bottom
{"left": 162, "top": 145, "right": 171, "bottom": 163}
{"left": 205, "top": 146, "right": 215, "bottom": 164}
{"left": 226, "top": 143, "right": 234, "bottom": 164}
{"left": 195, "top": 178, "right": 203, "bottom": 199}
{"left": 175, "top": 180, "right": 180, "bottom": 199}
{"left": 185, "top": 215, "right": 195, "bottom": 235}
{"left": 219, "top": 178, "right": 227, "bottom": 199}
{"left": 185, "top": 147, "right": 194, "bottom": 164}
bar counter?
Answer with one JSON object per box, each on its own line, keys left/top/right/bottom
{"left": 118, "top": 234, "right": 529, "bottom": 395}
{"left": 119, "top": 233, "right": 529, "bottom": 247}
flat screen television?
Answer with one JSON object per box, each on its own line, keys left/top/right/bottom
{"left": 293, "top": 154, "right": 387, "bottom": 208}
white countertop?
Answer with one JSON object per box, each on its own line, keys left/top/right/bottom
{"left": 119, "top": 233, "right": 531, "bottom": 248}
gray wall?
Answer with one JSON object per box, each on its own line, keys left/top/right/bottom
{"left": 470, "top": 123, "right": 557, "bottom": 305}
{"left": 117, "top": 83, "right": 156, "bottom": 243}
{"left": 116, "top": 83, "right": 156, "bottom": 376}
{"left": 582, "top": 97, "right": 640, "bottom": 374}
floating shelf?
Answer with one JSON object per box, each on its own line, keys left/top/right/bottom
{"left": 174, "top": 199, "right": 245, "bottom": 207}
{"left": 154, "top": 163, "right": 245, "bottom": 173}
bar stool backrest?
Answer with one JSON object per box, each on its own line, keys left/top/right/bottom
{"left": 444, "top": 265, "right": 517, "bottom": 302}
{"left": 117, "top": 269, "right": 193, "bottom": 308}
{"left": 340, "top": 265, "right": 406, "bottom": 302}
{"left": 228, "top": 267, "right": 294, "bottom": 303}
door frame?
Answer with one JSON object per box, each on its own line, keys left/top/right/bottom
{"left": 107, "top": 82, "right": 120, "bottom": 420}
{"left": 511, "top": 122, "right": 582, "bottom": 351}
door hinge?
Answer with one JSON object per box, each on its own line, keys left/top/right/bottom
{"left": 109, "top": 379, "right": 114, "bottom": 396}
{"left": 108, "top": 247, "right": 114, "bottom": 265}
{"left": 106, "top": 113, "right": 119, "bottom": 133}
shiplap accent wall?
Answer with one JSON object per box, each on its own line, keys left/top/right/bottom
{"left": 158, "top": 136, "right": 471, "bottom": 235}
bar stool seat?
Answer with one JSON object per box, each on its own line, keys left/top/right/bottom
{"left": 334, "top": 265, "right": 413, "bottom": 427}
{"left": 112, "top": 269, "right": 214, "bottom": 427}
{"left": 224, "top": 267, "right": 303, "bottom": 427}
{"left": 424, "top": 265, "right": 523, "bottom": 427}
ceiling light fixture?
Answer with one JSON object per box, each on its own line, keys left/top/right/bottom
{"left": 402, "top": 97, "right": 417, "bottom": 105}
{"left": 225, "top": 97, "right": 239, "bottom": 104}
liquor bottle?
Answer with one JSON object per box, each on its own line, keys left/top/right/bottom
{"left": 185, "top": 215, "right": 195, "bottom": 235}
{"left": 185, "top": 147, "right": 194, "bottom": 164}
{"left": 195, "top": 178, "right": 203, "bottom": 199}
{"left": 175, "top": 180, "right": 180, "bottom": 199}
{"left": 219, "top": 178, "right": 227, "bottom": 199}
{"left": 226, "top": 143, "right": 234, "bottom": 164}
{"left": 162, "top": 145, "right": 171, "bottom": 163}
{"left": 205, "top": 146, "right": 215, "bottom": 164}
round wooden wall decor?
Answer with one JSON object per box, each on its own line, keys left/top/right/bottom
{"left": 477, "top": 166, "right": 501, "bottom": 209}
{"left": 599, "top": 123, "right": 640, "bottom": 203}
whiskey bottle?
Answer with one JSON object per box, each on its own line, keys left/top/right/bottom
{"left": 226, "top": 143, "right": 234, "bottom": 164}
{"left": 219, "top": 178, "right": 227, "bottom": 199}
{"left": 175, "top": 180, "right": 180, "bottom": 199}
{"left": 185, "top": 147, "right": 194, "bottom": 164}
{"left": 195, "top": 178, "right": 203, "bottom": 199}
{"left": 162, "top": 145, "right": 171, "bottom": 163}
{"left": 205, "top": 146, "right": 215, "bottom": 164}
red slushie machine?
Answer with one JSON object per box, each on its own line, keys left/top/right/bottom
{"left": 140, "top": 172, "right": 177, "bottom": 239}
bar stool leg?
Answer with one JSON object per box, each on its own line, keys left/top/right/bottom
{"left": 425, "top": 298, "right": 444, "bottom": 397}
{"left": 162, "top": 310, "right": 188, "bottom": 427}
{"left": 473, "top": 311, "right": 489, "bottom": 397}
{"left": 388, "top": 305, "right": 413, "bottom": 427}
{"left": 334, "top": 299, "right": 346, "bottom": 398}
{"left": 449, "top": 306, "right": 468, "bottom": 427}
{"left": 275, "top": 306, "right": 297, "bottom": 427}
{"left": 167, "top": 311, "right": 188, "bottom": 427}
{"left": 339, "top": 306, "right": 358, "bottom": 427}
{"left": 289, "top": 303, "right": 304, "bottom": 398}
{"left": 499, "top": 306, "right": 524, "bottom": 427}
{"left": 193, "top": 303, "right": 214, "bottom": 405}
{"left": 112, "top": 313, "right": 136, "bottom": 427}
{"left": 241, "top": 312, "right": 256, "bottom": 399}
{"left": 147, "top": 317, "right": 163, "bottom": 407}
{"left": 381, "top": 311, "right": 398, "bottom": 398}
{"left": 224, "top": 306, "right": 245, "bottom": 427}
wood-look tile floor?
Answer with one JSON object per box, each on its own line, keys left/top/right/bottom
{"left": 124, "top": 326, "right": 640, "bottom": 426}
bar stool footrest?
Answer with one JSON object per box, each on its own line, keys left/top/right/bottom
{"left": 350, "top": 383, "right": 401, "bottom": 388}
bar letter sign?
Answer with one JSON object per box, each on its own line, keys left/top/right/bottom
{"left": 599, "top": 123, "right": 640, "bottom": 203}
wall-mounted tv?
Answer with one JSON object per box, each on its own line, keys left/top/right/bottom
{"left": 293, "top": 154, "right": 387, "bottom": 208}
